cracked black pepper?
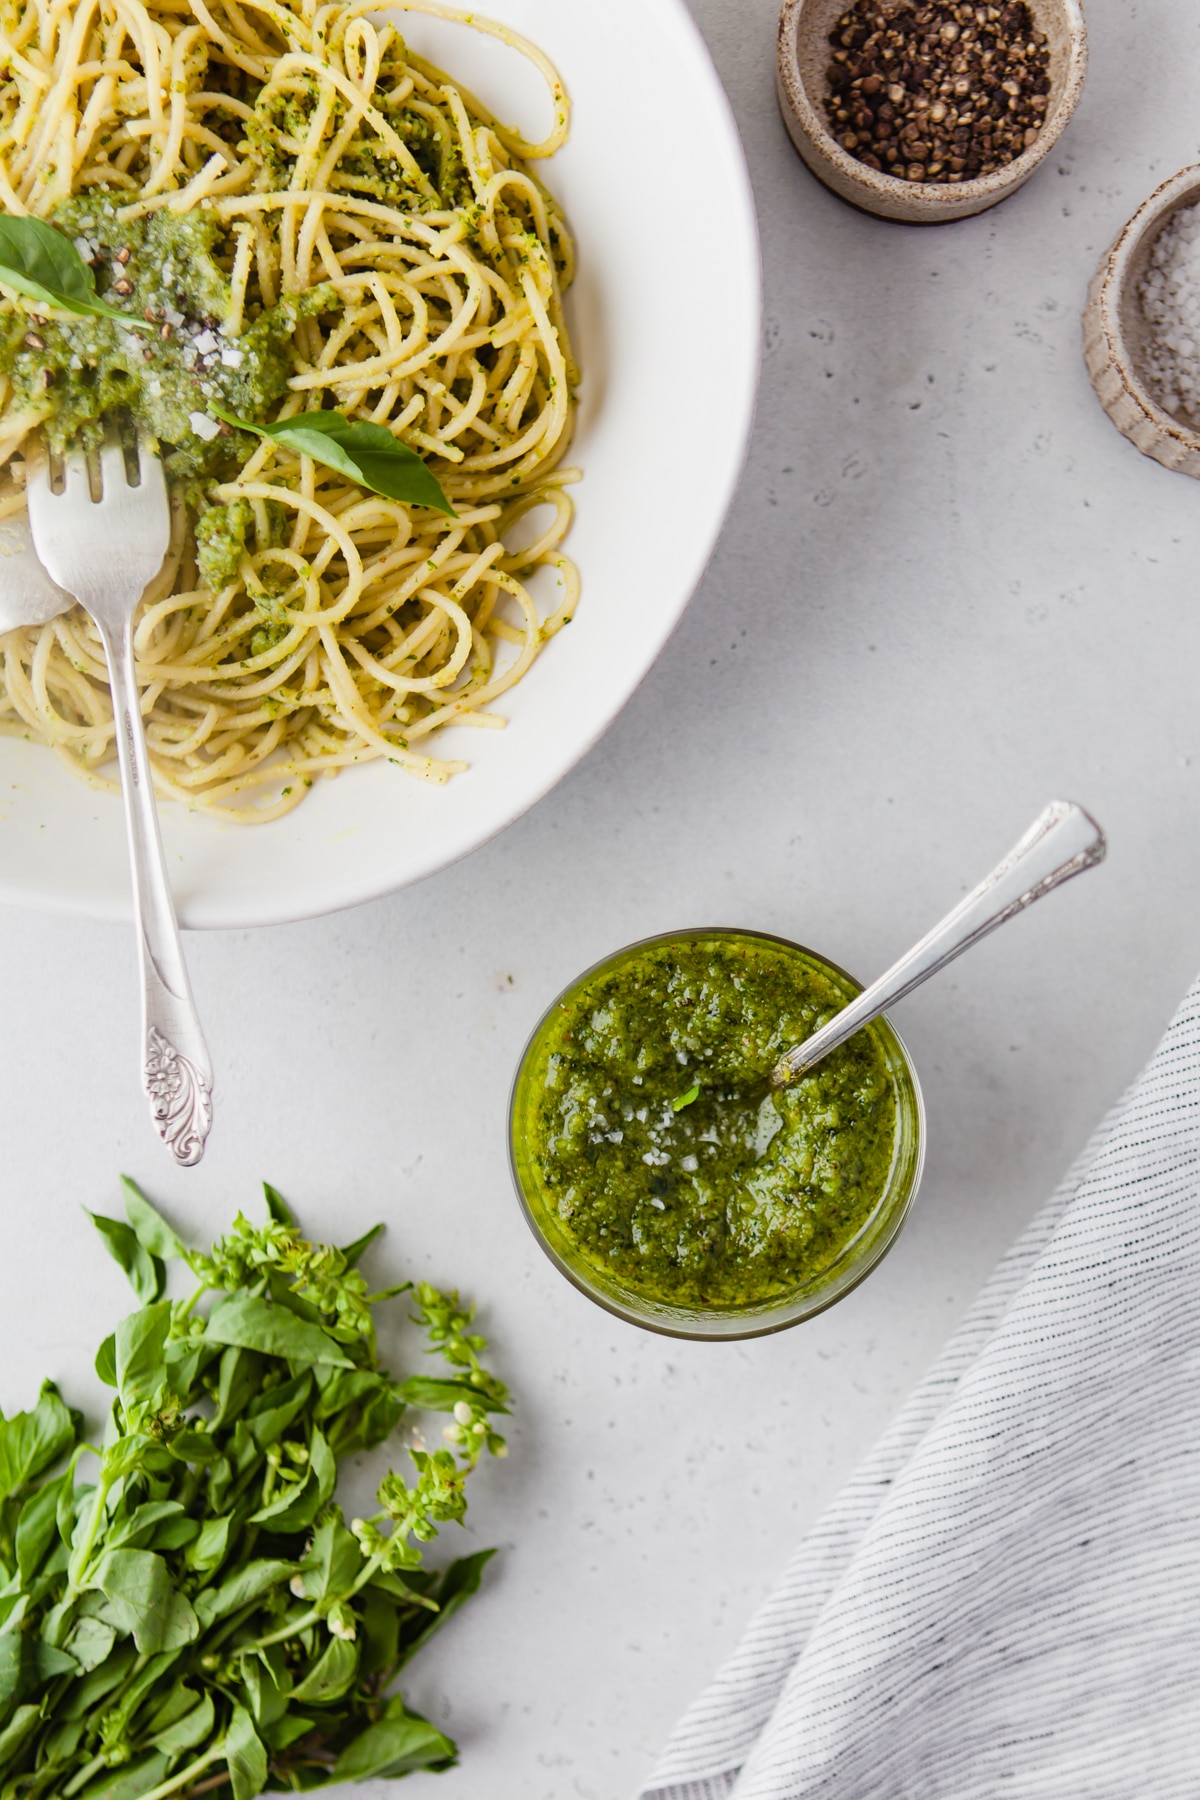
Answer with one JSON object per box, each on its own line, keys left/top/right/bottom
{"left": 823, "top": 0, "right": 1051, "bottom": 185}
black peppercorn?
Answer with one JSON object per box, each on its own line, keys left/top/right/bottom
{"left": 822, "top": 0, "right": 1051, "bottom": 185}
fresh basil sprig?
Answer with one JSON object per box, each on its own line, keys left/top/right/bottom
{"left": 0, "top": 1180, "right": 509, "bottom": 1797}
{"left": 0, "top": 215, "right": 150, "bottom": 327}
{"left": 213, "top": 405, "right": 456, "bottom": 515}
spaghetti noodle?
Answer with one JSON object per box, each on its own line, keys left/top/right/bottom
{"left": 0, "top": 0, "right": 579, "bottom": 820}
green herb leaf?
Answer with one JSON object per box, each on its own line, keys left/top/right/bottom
{"left": 358, "top": 1589, "right": 400, "bottom": 1678}
{"left": 297, "top": 1517, "right": 364, "bottom": 1607}
{"left": 107, "top": 1501, "right": 187, "bottom": 1553}
{"left": 94, "top": 1334, "right": 117, "bottom": 1387}
{"left": 672, "top": 1082, "right": 701, "bottom": 1111}
{"left": 262, "top": 1712, "right": 316, "bottom": 1754}
{"left": 262, "top": 1182, "right": 295, "bottom": 1228}
{"left": 15, "top": 1470, "right": 71, "bottom": 1582}
{"left": 211, "top": 405, "right": 456, "bottom": 514}
{"left": 225, "top": 1703, "right": 268, "bottom": 1800}
{"left": 152, "top": 1513, "right": 200, "bottom": 1548}
{"left": 396, "top": 1549, "right": 496, "bottom": 1669}
{"left": 193, "top": 1560, "right": 293, "bottom": 1630}
{"left": 289, "top": 1633, "right": 358, "bottom": 1705}
{"left": 312, "top": 1366, "right": 391, "bottom": 1419}
{"left": 87, "top": 1210, "right": 165, "bottom": 1306}
{"left": 212, "top": 1346, "right": 263, "bottom": 1431}
{"left": 167, "top": 1427, "right": 221, "bottom": 1465}
{"left": 151, "top": 1689, "right": 214, "bottom": 1756}
{"left": 121, "top": 1179, "right": 187, "bottom": 1261}
{"left": 244, "top": 1370, "right": 313, "bottom": 1449}
{"left": 0, "top": 1706, "right": 42, "bottom": 1769}
{"left": 82, "top": 1750, "right": 172, "bottom": 1800}
{"left": 186, "top": 1514, "right": 232, "bottom": 1574}
{"left": 397, "top": 1375, "right": 509, "bottom": 1415}
{"left": 87, "top": 1550, "right": 200, "bottom": 1655}
{"left": 367, "top": 1569, "right": 440, "bottom": 1610}
{"left": 0, "top": 1635, "right": 24, "bottom": 1711}
{"left": 0, "top": 216, "right": 149, "bottom": 327}
{"left": 240, "top": 1648, "right": 290, "bottom": 1731}
{"left": 35, "top": 1643, "right": 78, "bottom": 1683}
{"left": 340, "top": 1222, "right": 385, "bottom": 1266}
{"left": 332, "top": 1696, "right": 457, "bottom": 1782}
{"left": 204, "top": 1294, "right": 354, "bottom": 1368}
{"left": 114, "top": 1303, "right": 173, "bottom": 1411}
{"left": 68, "top": 1617, "right": 117, "bottom": 1673}
{"left": 249, "top": 1427, "right": 335, "bottom": 1531}
{"left": 0, "top": 1381, "right": 76, "bottom": 1501}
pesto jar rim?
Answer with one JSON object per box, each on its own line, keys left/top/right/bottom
{"left": 508, "top": 927, "right": 926, "bottom": 1341}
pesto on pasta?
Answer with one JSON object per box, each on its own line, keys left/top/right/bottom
{"left": 0, "top": 0, "right": 579, "bottom": 821}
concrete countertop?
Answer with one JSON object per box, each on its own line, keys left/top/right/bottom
{"left": 2, "top": 0, "right": 1199, "bottom": 1794}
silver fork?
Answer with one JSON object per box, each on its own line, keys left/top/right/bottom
{"left": 25, "top": 429, "right": 213, "bottom": 1166}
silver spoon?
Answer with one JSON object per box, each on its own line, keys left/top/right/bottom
{"left": 771, "top": 800, "right": 1106, "bottom": 1089}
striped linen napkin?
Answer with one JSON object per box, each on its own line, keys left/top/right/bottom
{"left": 639, "top": 979, "right": 1200, "bottom": 1800}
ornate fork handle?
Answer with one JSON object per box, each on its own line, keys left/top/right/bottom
{"left": 99, "top": 616, "right": 213, "bottom": 1165}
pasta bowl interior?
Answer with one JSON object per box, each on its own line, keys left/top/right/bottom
{"left": 0, "top": 0, "right": 760, "bottom": 927}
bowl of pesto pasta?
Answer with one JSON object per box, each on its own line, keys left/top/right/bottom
{"left": 0, "top": 0, "right": 760, "bottom": 926}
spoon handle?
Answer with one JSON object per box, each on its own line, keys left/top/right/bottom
{"left": 771, "top": 799, "right": 1106, "bottom": 1088}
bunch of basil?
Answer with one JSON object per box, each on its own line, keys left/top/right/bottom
{"left": 0, "top": 1183, "right": 510, "bottom": 1799}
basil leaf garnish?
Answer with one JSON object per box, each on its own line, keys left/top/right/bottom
{"left": 672, "top": 1082, "right": 701, "bottom": 1112}
{"left": 0, "top": 215, "right": 148, "bottom": 326}
{"left": 213, "top": 405, "right": 455, "bottom": 514}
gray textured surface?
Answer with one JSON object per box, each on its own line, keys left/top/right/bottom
{"left": 2, "top": 0, "right": 1199, "bottom": 1795}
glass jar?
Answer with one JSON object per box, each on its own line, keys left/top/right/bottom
{"left": 508, "top": 928, "right": 925, "bottom": 1340}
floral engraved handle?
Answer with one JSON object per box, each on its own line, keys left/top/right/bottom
{"left": 145, "top": 1028, "right": 214, "bottom": 1168}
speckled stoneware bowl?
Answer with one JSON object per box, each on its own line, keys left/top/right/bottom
{"left": 776, "top": 0, "right": 1087, "bottom": 224}
{"left": 1083, "top": 165, "right": 1200, "bottom": 479}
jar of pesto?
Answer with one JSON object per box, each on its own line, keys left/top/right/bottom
{"left": 509, "top": 929, "right": 925, "bottom": 1338}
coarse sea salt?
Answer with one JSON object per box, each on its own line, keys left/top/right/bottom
{"left": 1139, "top": 200, "right": 1200, "bottom": 427}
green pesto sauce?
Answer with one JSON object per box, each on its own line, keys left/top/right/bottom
{"left": 520, "top": 935, "right": 900, "bottom": 1310}
{"left": 195, "top": 495, "right": 288, "bottom": 594}
{"left": 0, "top": 197, "right": 332, "bottom": 483}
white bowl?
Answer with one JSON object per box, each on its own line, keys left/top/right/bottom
{"left": 0, "top": 0, "right": 761, "bottom": 929}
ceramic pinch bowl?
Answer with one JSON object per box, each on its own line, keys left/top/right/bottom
{"left": 1083, "top": 165, "right": 1200, "bottom": 479}
{"left": 776, "top": 0, "right": 1087, "bottom": 224}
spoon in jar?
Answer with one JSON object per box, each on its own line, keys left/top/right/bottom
{"left": 770, "top": 799, "right": 1106, "bottom": 1090}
